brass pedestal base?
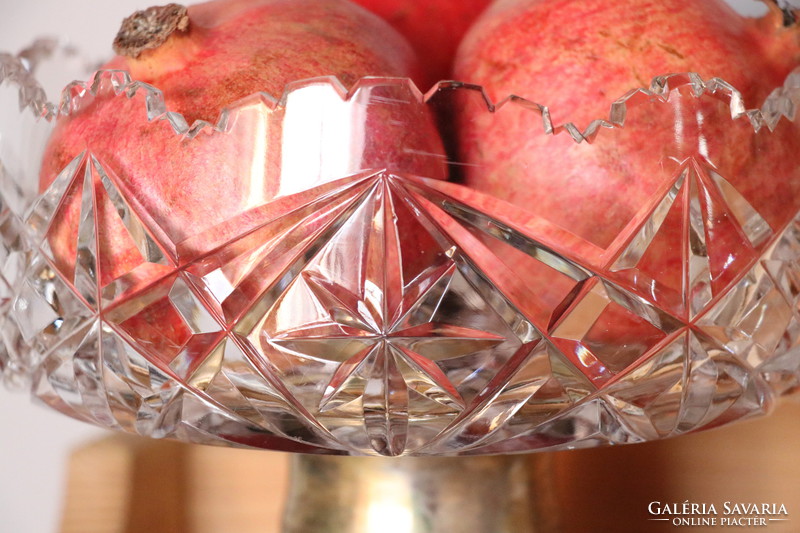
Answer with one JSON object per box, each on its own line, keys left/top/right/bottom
{"left": 283, "top": 454, "right": 558, "bottom": 533}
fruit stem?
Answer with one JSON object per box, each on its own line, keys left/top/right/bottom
{"left": 113, "top": 4, "right": 190, "bottom": 58}
{"left": 761, "top": 0, "right": 798, "bottom": 28}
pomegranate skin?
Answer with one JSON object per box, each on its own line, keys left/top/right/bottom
{"left": 36, "top": 0, "right": 451, "bottom": 372}
{"left": 41, "top": 0, "right": 448, "bottom": 290}
{"left": 453, "top": 0, "right": 800, "bottom": 257}
{"left": 352, "top": 0, "right": 492, "bottom": 89}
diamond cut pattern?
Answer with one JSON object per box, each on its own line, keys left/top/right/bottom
{"left": 3, "top": 69, "right": 800, "bottom": 455}
{"left": 609, "top": 160, "right": 773, "bottom": 318}
{"left": 3, "top": 155, "right": 798, "bottom": 455}
{"left": 548, "top": 277, "right": 683, "bottom": 384}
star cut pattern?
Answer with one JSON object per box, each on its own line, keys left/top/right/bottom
{"left": 2, "top": 146, "right": 800, "bottom": 455}
{"left": 2, "top": 71, "right": 800, "bottom": 454}
{"left": 230, "top": 173, "right": 540, "bottom": 455}
{"left": 3, "top": 151, "right": 800, "bottom": 455}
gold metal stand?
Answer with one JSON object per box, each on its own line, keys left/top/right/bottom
{"left": 282, "top": 454, "right": 558, "bottom": 533}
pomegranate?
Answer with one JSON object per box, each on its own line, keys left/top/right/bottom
{"left": 39, "top": 0, "right": 448, "bottom": 365}
{"left": 352, "top": 0, "right": 492, "bottom": 89}
{"left": 452, "top": 0, "right": 800, "bottom": 277}
{"left": 447, "top": 0, "right": 800, "bottom": 380}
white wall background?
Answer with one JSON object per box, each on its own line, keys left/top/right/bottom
{"left": 0, "top": 0, "right": 781, "bottom": 531}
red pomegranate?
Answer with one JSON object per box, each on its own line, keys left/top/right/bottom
{"left": 352, "top": 0, "right": 492, "bottom": 89}
{"left": 452, "top": 0, "right": 800, "bottom": 280}
{"left": 39, "top": 0, "right": 448, "bottom": 363}
{"left": 447, "top": 0, "right": 800, "bottom": 380}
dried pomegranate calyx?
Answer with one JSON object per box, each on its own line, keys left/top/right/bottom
{"left": 113, "top": 3, "right": 189, "bottom": 58}
{"left": 762, "top": 0, "right": 799, "bottom": 28}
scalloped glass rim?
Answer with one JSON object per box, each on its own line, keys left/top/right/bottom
{"left": 2, "top": 39, "right": 799, "bottom": 143}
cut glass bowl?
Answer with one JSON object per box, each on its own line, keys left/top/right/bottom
{"left": 1, "top": 41, "right": 799, "bottom": 456}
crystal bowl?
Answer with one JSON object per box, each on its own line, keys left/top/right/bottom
{"left": 1, "top": 41, "right": 799, "bottom": 456}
